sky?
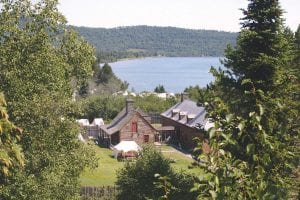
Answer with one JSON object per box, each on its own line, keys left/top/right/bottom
{"left": 57, "top": 0, "right": 300, "bottom": 32}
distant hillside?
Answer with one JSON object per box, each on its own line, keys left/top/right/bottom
{"left": 71, "top": 25, "right": 237, "bottom": 58}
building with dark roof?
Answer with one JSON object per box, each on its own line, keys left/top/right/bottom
{"left": 161, "top": 94, "right": 212, "bottom": 150}
{"left": 99, "top": 99, "right": 158, "bottom": 147}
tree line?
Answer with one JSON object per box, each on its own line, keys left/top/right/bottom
{"left": 72, "top": 25, "right": 238, "bottom": 62}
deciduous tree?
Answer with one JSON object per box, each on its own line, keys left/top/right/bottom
{"left": 116, "top": 146, "right": 197, "bottom": 200}
{"left": 0, "top": 0, "right": 97, "bottom": 199}
{"left": 0, "top": 93, "right": 23, "bottom": 192}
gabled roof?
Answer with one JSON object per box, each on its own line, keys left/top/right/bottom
{"left": 161, "top": 99, "right": 209, "bottom": 129}
{"left": 100, "top": 107, "right": 154, "bottom": 135}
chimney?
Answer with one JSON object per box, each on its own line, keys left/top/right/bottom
{"left": 181, "top": 92, "right": 189, "bottom": 102}
{"left": 126, "top": 99, "right": 135, "bottom": 114}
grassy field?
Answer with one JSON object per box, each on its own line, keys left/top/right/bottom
{"left": 80, "top": 144, "right": 204, "bottom": 186}
{"left": 157, "top": 145, "right": 203, "bottom": 175}
{"left": 80, "top": 145, "right": 124, "bottom": 186}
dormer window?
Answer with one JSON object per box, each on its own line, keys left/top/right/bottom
{"left": 187, "top": 114, "right": 196, "bottom": 123}
{"left": 171, "top": 109, "right": 180, "bottom": 117}
{"left": 179, "top": 111, "right": 187, "bottom": 120}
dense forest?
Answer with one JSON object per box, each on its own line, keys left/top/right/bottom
{"left": 71, "top": 25, "right": 237, "bottom": 61}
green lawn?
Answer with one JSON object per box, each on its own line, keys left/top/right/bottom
{"left": 80, "top": 144, "right": 204, "bottom": 186}
{"left": 80, "top": 145, "right": 124, "bottom": 186}
{"left": 157, "top": 145, "right": 203, "bottom": 175}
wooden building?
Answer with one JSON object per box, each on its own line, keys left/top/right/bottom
{"left": 161, "top": 93, "right": 213, "bottom": 150}
{"left": 99, "top": 99, "right": 158, "bottom": 147}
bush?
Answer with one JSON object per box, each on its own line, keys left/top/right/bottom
{"left": 115, "top": 145, "right": 197, "bottom": 200}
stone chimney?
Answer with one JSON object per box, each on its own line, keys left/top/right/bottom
{"left": 126, "top": 99, "right": 135, "bottom": 114}
{"left": 181, "top": 92, "right": 189, "bottom": 102}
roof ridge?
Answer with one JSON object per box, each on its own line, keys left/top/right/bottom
{"left": 107, "top": 108, "right": 127, "bottom": 129}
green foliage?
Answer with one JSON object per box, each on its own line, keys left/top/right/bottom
{"left": 78, "top": 94, "right": 177, "bottom": 123}
{"left": 78, "top": 95, "right": 125, "bottom": 122}
{"left": 154, "top": 84, "right": 166, "bottom": 93}
{"left": 61, "top": 30, "right": 95, "bottom": 88}
{"left": 0, "top": 0, "right": 97, "bottom": 199}
{"left": 194, "top": 0, "right": 299, "bottom": 199}
{"left": 96, "top": 50, "right": 152, "bottom": 63}
{"left": 184, "top": 85, "right": 211, "bottom": 103}
{"left": 96, "top": 63, "right": 114, "bottom": 83}
{"left": 154, "top": 175, "right": 174, "bottom": 200}
{"left": 116, "top": 146, "right": 197, "bottom": 200}
{"left": 83, "top": 62, "right": 128, "bottom": 96}
{"left": 223, "top": 0, "right": 294, "bottom": 91}
{"left": 72, "top": 25, "right": 237, "bottom": 60}
{"left": 0, "top": 93, "right": 24, "bottom": 186}
{"left": 293, "top": 25, "right": 300, "bottom": 79}
{"left": 134, "top": 95, "right": 177, "bottom": 114}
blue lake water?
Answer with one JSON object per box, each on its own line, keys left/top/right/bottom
{"left": 110, "top": 57, "right": 222, "bottom": 93}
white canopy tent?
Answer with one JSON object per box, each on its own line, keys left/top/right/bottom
{"left": 91, "top": 118, "right": 104, "bottom": 126}
{"left": 113, "top": 141, "right": 141, "bottom": 159}
{"left": 76, "top": 119, "right": 89, "bottom": 126}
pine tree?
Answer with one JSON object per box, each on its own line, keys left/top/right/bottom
{"left": 223, "top": 0, "right": 292, "bottom": 90}
{"left": 195, "top": 0, "right": 299, "bottom": 199}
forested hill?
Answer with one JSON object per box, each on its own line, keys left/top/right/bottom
{"left": 72, "top": 25, "right": 237, "bottom": 57}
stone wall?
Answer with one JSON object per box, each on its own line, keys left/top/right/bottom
{"left": 120, "top": 112, "right": 157, "bottom": 145}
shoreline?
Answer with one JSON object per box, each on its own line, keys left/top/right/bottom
{"left": 102, "top": 56, "right": 165, "bottom": 64}
{"left": 104, "top": 55, "right": 222, "bottom": 64}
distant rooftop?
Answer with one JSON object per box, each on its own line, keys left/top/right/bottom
{"left": 161, "top": 99, "right": 211, "bottom": 130}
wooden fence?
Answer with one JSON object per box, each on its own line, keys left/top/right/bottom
{"left": 80, "top": 186, "right": 119, "bottom": 200}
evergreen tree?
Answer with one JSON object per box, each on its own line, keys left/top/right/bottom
{"left": 195, "top": 0, "right": 299, "bottom": 199}
{"left": 97, "top": 63, "right": 114, "bottom": 83}
{"left": 154, "top": 84, "right": 166, "bottom": 93}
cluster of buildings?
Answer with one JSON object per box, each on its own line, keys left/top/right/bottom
{"left": 77, "top": 93, "right": 212, "bottom": 156}
{"left": 113, "top": 90, "right": 176, "bottom": 100}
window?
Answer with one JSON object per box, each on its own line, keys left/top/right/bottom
{"left": 131, "top": 122, "right": 137, "bottom": 133}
